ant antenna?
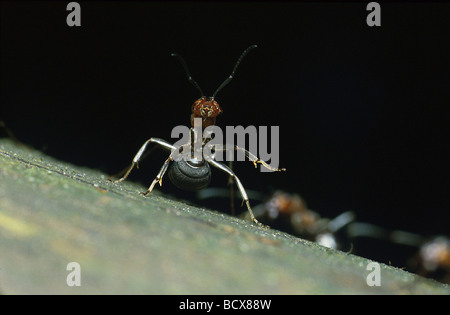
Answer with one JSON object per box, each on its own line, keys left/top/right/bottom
{"left": 171, "top": 53, "right": 204, "bottom": 97}
{"left": 212, "top": 44, "right": 258, "bottom": 99}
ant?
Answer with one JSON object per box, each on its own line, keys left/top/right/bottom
{"left": 114, "top": 45, "right": 285, "bottom": 227}
{"left": 248, "top": 191, "right": 355, "bottom": 249}
{"left": 414, "top": 236, "right": 450, "bottom": 284}
{"left": 347, "top": 222, "right": 450, "bottom": 284}
{"left": 199, "top": 189, "right": 354, "bottom": 249}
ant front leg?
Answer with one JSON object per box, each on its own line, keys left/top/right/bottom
{"left": 116, "top": 138, "right": 175, "bottom": 183}
{"left": 141, "top": 142, "right": 191, "bottom": 196}
{"left": 214, "top": 144, "right": 286, "bottom": 172}
{"left": 141, "top": 156, "right": 173, "bottom": 196}
{"left": 205, "top": 157, "right": 267, "bottom": 228}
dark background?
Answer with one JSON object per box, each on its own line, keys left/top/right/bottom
{"left": 1, "top": 2, "right": 449, "bottom": 268}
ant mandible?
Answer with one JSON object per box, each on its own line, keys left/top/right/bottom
{"left": 115, "top": 45, "right": 285, "bottom": 227}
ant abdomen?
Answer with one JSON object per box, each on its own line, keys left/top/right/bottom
{"left": 168, "top": 158, "right": 212, "bottom": 191}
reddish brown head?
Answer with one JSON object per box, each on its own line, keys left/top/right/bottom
{"left": 172, "top": 45, "right": 257, "bottom": 128}
{"left": 190, "top": 97, "right": 222, "bottom": 128}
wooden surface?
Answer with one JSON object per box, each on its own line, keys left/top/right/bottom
{"left": 0, "top": 139, "right": 449, "bottom": 294}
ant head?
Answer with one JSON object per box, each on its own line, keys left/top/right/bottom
{"left": 190, "top": 97, "right": 222, "bottom": 128}
{"left": 171, "top": 45, "right": 257, "bottom": 127}
{"left": 192, "top": 97, "right": 222, "bottom": 121}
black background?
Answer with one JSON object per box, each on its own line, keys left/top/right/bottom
{"left": 1, "top": 2, "right": 449, "bottom": 268}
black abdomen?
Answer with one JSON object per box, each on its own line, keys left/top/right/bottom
{"left": 168, "top": 159, "right": 211, "bottom": 191}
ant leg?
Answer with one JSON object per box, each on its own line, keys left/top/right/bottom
{"left": 205, "top": 157, "right": 267, "bottom": 228}
{"left": 141, "top": 143, "right": 190, "bottom": 196}
{"left": 214, "top": 144, "right": 286, "bottom": 172}
{"left": 116, "top": 138, "right": 175, "bottom": 183}
{"left": 228, "top": 160, "right": 236, "bottom": 216}
{"left": 236, "top": 145, "right": 286, "bottom": 172}
{"left": 141, "top": 156, "right": 173, "bottom": 196}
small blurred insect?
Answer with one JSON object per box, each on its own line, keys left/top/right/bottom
{"left": 347, "top": 222, "right": 450, "bottom": 284}
{"left": 114, "top": 45, "right": 285, "bottom": 227}
{"left": 199, "top": 189, "right": 354, "bottom": 249}
{"left": 414, "top": 236, "right": 450, "bottom": 284}
{"left": 248, "top": 191, "right": 355, "bottom": 249}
